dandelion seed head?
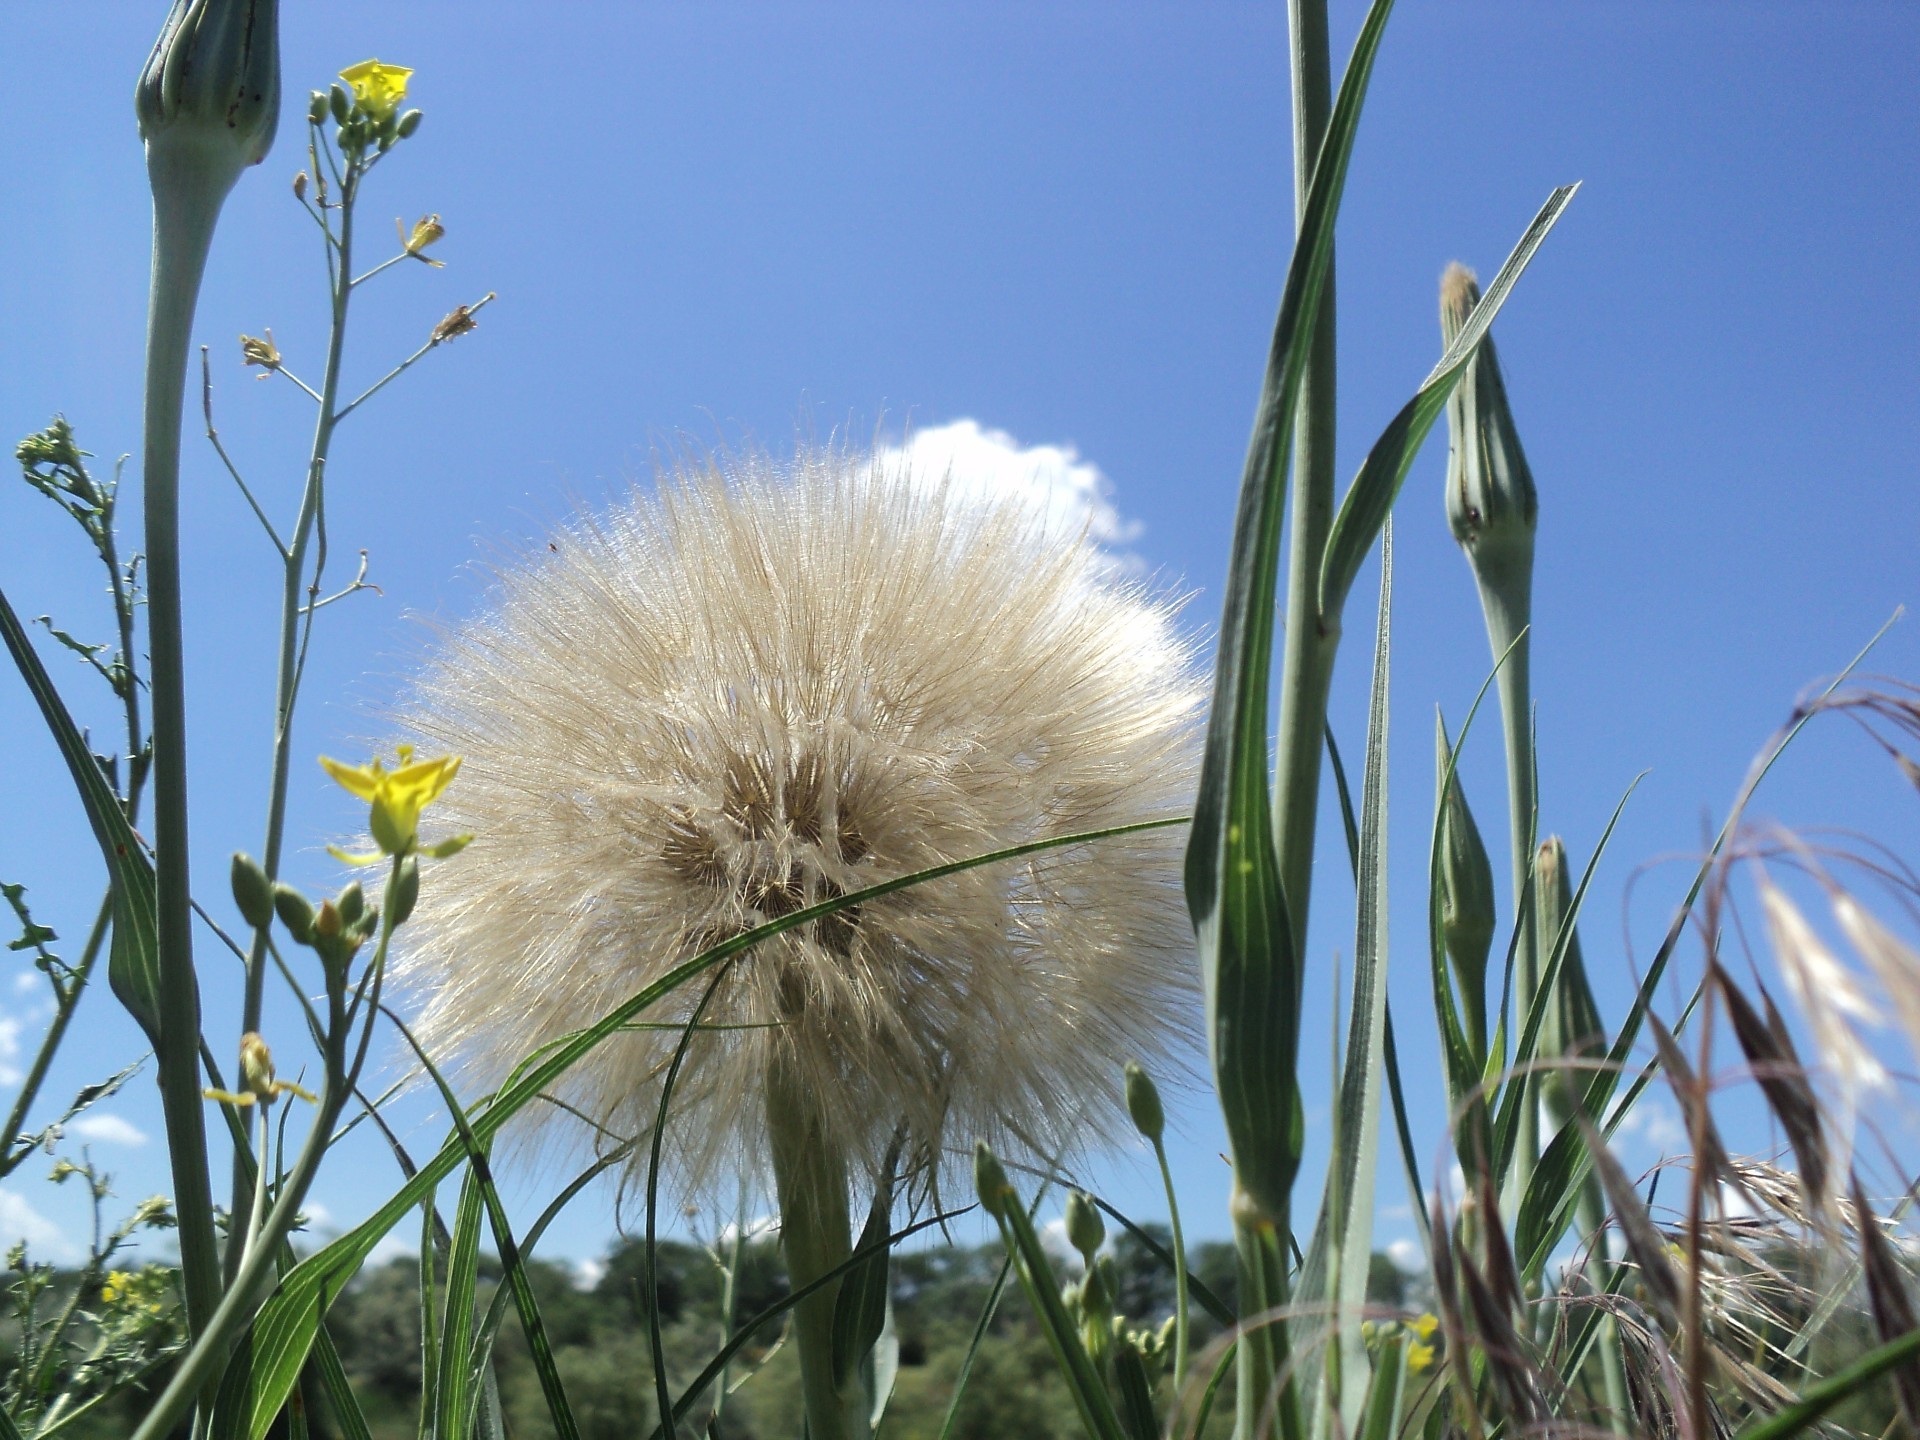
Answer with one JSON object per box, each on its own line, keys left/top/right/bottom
{"left": 393, "top": 445, "right": 1203, "bottom": 1197}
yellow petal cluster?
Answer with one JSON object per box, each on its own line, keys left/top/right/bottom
{"left": 339, "top": 59, "right": 413, "bottom": 121}
{"left": 320, "top": 744, "right": 469, "bottom": 864}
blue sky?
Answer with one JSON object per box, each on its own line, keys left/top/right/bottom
{"left": 0, "top": 2, "right": 1915, "bottom": 1275}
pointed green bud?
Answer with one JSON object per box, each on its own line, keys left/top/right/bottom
{"left": 973, "top": 1141, "right": 1011, "bottom": 1220}
{"left": 1064, "top": 1190, "right": 1105, "bottom": 1268}
{"left": 396, "top": 108, "right": 423, "bottom": 139}
{"left": 136, "top": 0, "right": 281, "bottom": 184}
{"left": 272, "top": 883, "right": 313, "bottom": 943}
{"left": 334, "top": 880, "right": 365, "bottom": 927}
{"left": 1440, "top": 263, "right": 1537, "bottom": 586}
{"left": 1124, "top": 1061, "right": 1164, "bottom": 1142}
{"left": 328, "top": 82, "right": 351, "bottom": 126}
{"left": 1535, "top": 836, "right": 1606, "bottom": 1122}
{"left": 391, "top": 854, "right": 421, "bottom": 928}
{"left": 306, "top": 89, "right": 328, "bottom": 125}
{"left": 229, "top": 852, "right": 274, "bottom": 929}
{"left": 1436, "top": 714, "right": 1496, "bottom": 1054}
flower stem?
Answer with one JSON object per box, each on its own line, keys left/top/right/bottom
{"left": 767, "top": 1059, "right": 867, "bottom": 1440}
{"left": 141, "top": 137, "right": 230, "bottom": 1348}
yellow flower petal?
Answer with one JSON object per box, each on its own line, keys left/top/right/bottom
{"left": 424, "top": 833, "right": 474, "bottom": 859}
{"left": 326, "top": 845, "right": 385, "bottom": 867}
{"left": 339, "top": 60, "right": 413, "bottom": 121}
{"left": 319, "top": 755, "right": 382, "bottom": 800}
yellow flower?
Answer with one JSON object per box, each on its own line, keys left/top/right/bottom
{"left": 339, "top": 60, "right": 413, "bottom": 121}
{"left": 101, "top": 1270, "right": 130, "bottom": 1304}
{"left": 1405, "top": 1338, "right": 1437, "bottom": 1375}
{"left": 320, "top": 745, "right": 470, "bottom": 863}
{"left": 1409, "top": 1312, "right": 1440, "bottom": 1342}
{"left": 399, "top": 214, "right": 446, "bottom": 266}
{"left": 203, "top": 1032, "right": 317, "bottom": 1108}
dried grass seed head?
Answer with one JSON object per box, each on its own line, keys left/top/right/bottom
{"left": 394, "top": 445, "right": 1204, "bottom": 1197}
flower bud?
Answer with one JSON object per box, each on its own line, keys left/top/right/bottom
{"left": 1436, "top": 714, "right": 1496, "bottom": 1053}
{"left": 392, "top": 854, "right": 421, "bottom": 928}
{"left": 1124, "top": 1061, "right": 1164, "bottom": 1142}
{"left": 306, "top": 90, "right": 328, "bottom": 125}
{"left": 135, "top": 0, "right": 281, "bottom": 181}
{"left": 973, "top": 1141, "right": 1011, "bottom": 1220}
{"left": 1440, "top": 263, "right": 1537, "bottom": 581}
{"left": 335, "top": 881, "right": 365, "bottom": 927}
{"left": 230, "top": 852, "right": 273, "bottom": 929}
{"left": 272, "top": 883, "right": 313, "bottom": 943}
{"left": 1535, "top": 836, "right": 1605, "bottom": 1119}
{"left": 313, "top": 899, "right": 343, "bottom": 939}
{"left": 1064, "top": 1190, "right": 1105, "bottom": 1267}
{"left": 396, "top": 108, "right": 423, "bottom": 139}
{"left": 328, "top": 82, "right": 351, "bottom": 126}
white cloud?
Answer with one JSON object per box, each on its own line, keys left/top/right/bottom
{"left": 13, "top": 973, "right": 40, "bottom": 996}
{"left": 70, "top": 1114, "right": 147, "bottom": 1148}
{"left": 0, "top": 1187, "right": 78, "bottom": 1264}
{"left": 1610, "top": 1097, "right": 1686, "bottom": 1154}
{"left": 1038, "top": 1215, "right": 1081, "bottom": 1268}
{"left": 1385, "top": 1237, "right": 1424, "bottom": 1273}
{"left": 300, "top": 1201, "right": 334, "bottom": 1232}
{"left": 873, "top": 420, "right": 1143, "bottom": 561}
{"left": 573, "top": 1257, "right": 606, "bottom": 1291}
{"left": 366, "top": 1232, "right": 419, "bottom": 1269}
{"left": 715, "top": 1214, "right": 780, "bottom": 1249}
{"left": 0, "top": 1012, "right": 23, "bottom": 1086}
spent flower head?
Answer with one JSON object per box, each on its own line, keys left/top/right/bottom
{"left": 393, "top": 446, "right": 1202, "bottom": 1195}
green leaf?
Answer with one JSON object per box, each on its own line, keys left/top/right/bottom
{"left": 1355, "top": 1336, "right": 1406, "bottom": 1440}
{"left": 0, "top": 584, "right": 161, "bottom": 1045}
{"left": 1302, "top": 520, "right": 1393, "bottom": 1437}
{"left": 208, "top": 821, "right": 1179, "bottom": 1440}
{"left": 435, "top": 1160, "right": 488, "bottom": 1439}
{"left": 1317, "top": 184, "right": 1579, "bottom": 622}
{"left": 831, "top": 1158, "right": 897, "bottom": 1389}
{"left": 310, "top": 1328, "right": 375, "bottom": 1440}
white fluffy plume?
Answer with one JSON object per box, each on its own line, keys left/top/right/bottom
{"left": 394, "top": 445, "right": 1202, "bottom": 1197}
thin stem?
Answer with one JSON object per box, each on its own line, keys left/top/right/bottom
{"left": 335, "top": 291, "right": 495, "bottom": 420}
{"left": 201, "top": 347, "right": 288, "bottom": 557}
{"left": 0, "top": 895, "right": 110, "bottom": 1178}
{"left": 1153, "top": 1136, "right": 1191, "bottom": 1395}
{"left": 227, "top": 144, "right": 361, "bottom": 1279}
{"left": 140, "top": 138, "right": 228, "bottom": 1348}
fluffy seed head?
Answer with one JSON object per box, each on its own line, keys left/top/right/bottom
{"left": 394, "top": 445, "right": 1203, "bottom": 1197}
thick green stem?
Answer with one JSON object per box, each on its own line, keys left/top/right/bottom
{"left": 228, "top": 154, "right": 357, "bottom": 1284}
{"left": 1232, "top": 1190, "right": 1301, "bottom": 1440}
{"left": 767, "top": 1061, "right": 867, "bottom": 1440}
{"left": 142, "top": 138, "right": 230, "bottom": 1347}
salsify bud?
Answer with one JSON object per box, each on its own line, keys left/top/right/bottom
{"left": 1535, "top": 836, "right": 1606, "bottom": 1120}
{"left": 230, "top": 852, "right": 273, "bottom": 929}
{"left": 1440, "top": 263, "right": 1537, "bottom": 583}
{"left": 135, "top": 0, "right": 281, "bottom": 185}
{"left": 1124, "top": 1061, "right": 1165, "bottom": 1142}
{"left": 974, "top": 1142, "right": 1012, "bottom": 1220}
{"left": 1436, "top": 714, "right": 1496, "bottom": 1054}
{"left": 1064, "top": 1190, "right": 1105, "bottom": 1267}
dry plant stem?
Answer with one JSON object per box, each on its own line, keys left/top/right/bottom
{"left": 228, "top": 138, "right": 359, "bottom": 1283}
{"left": 141, "top": 139, "right": 227, "bottom": 1347}
{"left": 767, "top": 1057, "right": 868, "bottom": 1440}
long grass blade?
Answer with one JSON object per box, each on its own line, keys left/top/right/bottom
{"left": 434, "top": 1159, "right": 487, "bottom": 1440}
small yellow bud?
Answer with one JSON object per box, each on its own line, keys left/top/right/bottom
{"left": 313, "top": 899, "right": 343, "bottom": 939}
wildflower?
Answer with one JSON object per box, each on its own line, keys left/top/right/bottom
{"left": 393, "top": 447, "right": 1202, "bottom": 1198}
{"left": 338, "top": 59, "right": 412, "bottom": 120}
{"left": 399, "top": 213, "right": 445, "bottom": 266}
{"left": 1405, "top": 1337, "right": 1437, "bottom": 1375}
{"left": 101, "top": 1270, "right": 131, "bottom": 1305}
{"left": 203, "top": 1032, "right": 316, "bottom": 1107}
{"left": 320, "top": 745, "right": 470, "bottom": 864}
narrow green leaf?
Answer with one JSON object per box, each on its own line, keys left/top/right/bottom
{"left": 1302, "top": 520, "right": 1393, "bottom": 1437}
{"left": 1185, "top": 0, "right": 1406, "bottom": 1227}
{"left": 0, "top": 585, "right": 161, "bottom": 1044}
{"left": 0, "top": 1402, "right": 23, "bottom": 1440}
{"left": 1355, "top": 1336, "right": 1406, "bottom": 1440}
{"left": 310, "top": 1328, "right": 375, "bottom": 1440}
{"left": 210, "top": 819, "right": 1181, "bottom": 1434}
{"left": 1089, "top": 1196, "right": 1234, "bottom": 1328}
{"left": 435, "top": 1159, "right": 488, "bottom": 1440}
{"left": 831, "top": 1160, "right": 897, "bottom": 1388}
{"left": 1317, "top": 184, "right": 1579, "bottom": 621}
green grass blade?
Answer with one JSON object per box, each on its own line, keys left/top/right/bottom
{"left": 1355, "top": 1336, "right": 1406, "bottom": 1440}
{"left": 415, "top": 1189, "right": 440, "bottom": 1440}
{"left": 0, "top": 1403, "right": 22, "bottom": 1440}
{"left": 1317, "top": 185, "right": 1578, "bottom": 621}
{"left": 210, "top": 818, "right": 1182, "bottom": 1433}
{"left": 310, "top": 1327, "right": 375, "bottom": 1440}
{"left": 0, "top": 585, "right": 161, "bottom": 1044}
{"left": 1302, "top": 521, "right": 1394, "bottom": 1436}
{"left": 1185, "top": 0, "right": 1403, "bottom": 1232}
{"left": 1731, "top": 1329, "right": 1920, "bottom": 1440}
{"left": 434, "top": 1159, "right": 487, "bottom": 1440}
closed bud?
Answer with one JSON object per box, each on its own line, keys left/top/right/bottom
{"left": 335, "top": 881, "right": 365, "bottom": 927}
{"left": 973, "top": 1141, "right": 1011, "bottom": 1220}
{"left": 230, "top": 852, "right": 273, "bottom": 929}
{"left": 1535, "top": 836, "right": 1606, "bottom": 1120}
{"left": 328, "top": 82, "right": 351, "bottom": 126}
{"left": 313, "top": 899, "right": 343, "bottom": 939}
{"left": 396, "top": 108, "right": 423, "bottom": 139}
{"left": 272, "top": 883, "right": 313, "bottom": 943}
{"left": 1440, "top": 263, "right": 1537, "bottom": 579}
{"left": 1064, "top": 1189, "right": 1105, "bottom": 1266}
{"left": 292, "top": 170, "right": 307, "bottom": 200}
{"left": 1124, "top": 1061, "right": 1164, "bottom": 1142}
{"left": 1437, "top": 714, "right": 1496, "bottom": 1053}
{"left": 135, "top": 0, "right": 281, "bottom": 182}
{"left": 306, "top": 90, "right": 328, "bottom": 125}
{"left": 392, "top": 854, "right": 421, "bottom": 927}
